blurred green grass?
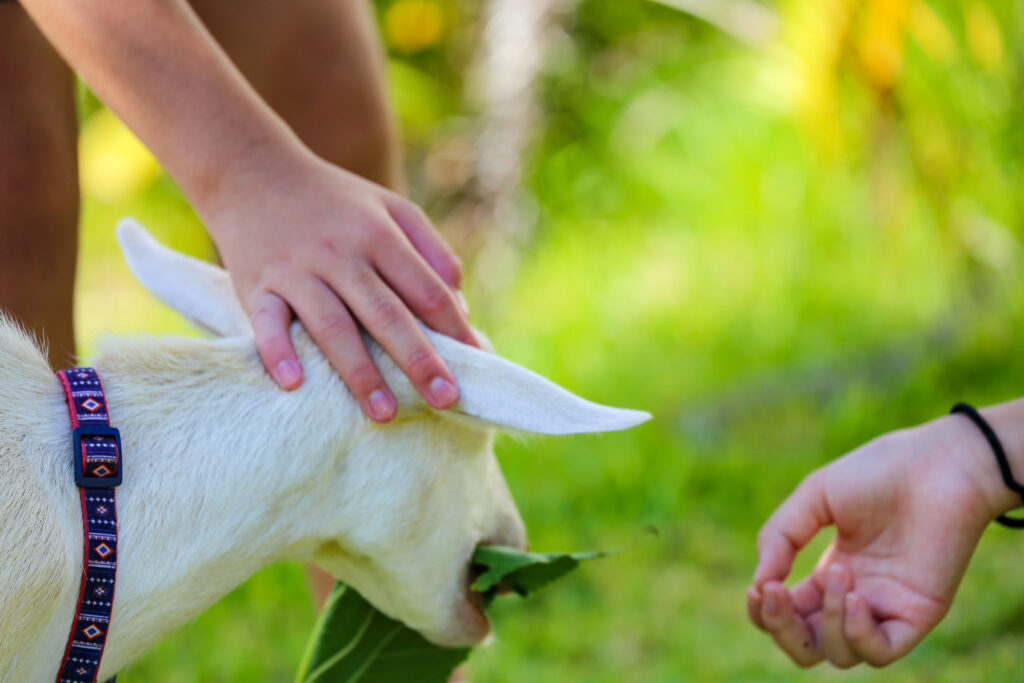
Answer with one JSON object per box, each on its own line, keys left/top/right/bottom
{"left": 69, "top": 1, "right": 1024, "bottom": 680}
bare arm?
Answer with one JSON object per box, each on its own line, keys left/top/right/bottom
{"left": 19, "top": 1, "right": 295, "bottom": 208}
{"left": 20, "top": 0, "right": 477, "bottom": 420}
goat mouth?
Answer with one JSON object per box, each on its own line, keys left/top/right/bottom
{"left": 467, "top": 582, "right": 487, "bottom": 616}
{"left": 466, "top": 564, "right": 489, "bottom": 609}
{"left": 462, "top": 539, "right": 523, "bottom": 632}
{"left": 457, "top": 565, "right": 492, "bottom": 641}
{"left": 465, "top": 561, "right": 513, "bottom": 616}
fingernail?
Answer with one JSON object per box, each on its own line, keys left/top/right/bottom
{"left": 429, "top": 376, "right": 459, "bottom": 407}
{"left": 764, "top": 591, "right": 779, "bottom": 616}
{"left": 827, "top": 564, "right": 845, "bottom": 593}
{"left": 276, "top": 359, "right": 302, "bottom": 388}
{"left": 368, "top": 389, "right": 396, "bottom": 421}
{"left": 455, "top": 290, "right": 470, "bottom": 316}
{"left": 845, "top": 594, "right": 860, "bottom": 617}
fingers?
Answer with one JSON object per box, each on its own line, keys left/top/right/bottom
{"left": 750, "top": 565, "right": 924, "bottom": 669}
{"left": 820, "top": 564, "right": 859, "bottom": 668}
{"left": 789, "top": 573, "right": 824, "bottom": 616}
{"left": 755, "top": 470, "right": 832, "bottom": 588}
{"left": 374, "top": 239, "right": 479, "bottom": 348}
{"left": 758, "top": 582, "right": 823, "bottom": 667}
{"left": 277, "top": 277, "right": 397, "bottom": 423}
{"left": 385, "top": 197, "right": 464, "bottom": 291}
{"left": 332, "top": 267, "right": 461, "bottom": 411}
{"left": 250, "top": 291, "right": 303, "bottom": 390}
{"left": 746, "top": 585, "right": 765, "bottom": 630}
{"left": 844, "top": 593, "right": 921, "bottom": 667}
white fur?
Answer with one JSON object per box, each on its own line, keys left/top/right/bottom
{"left": 0, "top": 220, "right": 650, "bottom": 681}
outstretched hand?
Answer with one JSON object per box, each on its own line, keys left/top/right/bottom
{"left": 747, "top": 414, "right": 1011, "bottom": 668}
{"left": 207, "top": 152, "right": 479, "bottom": 423}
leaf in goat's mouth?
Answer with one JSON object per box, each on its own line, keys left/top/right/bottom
{"left": 470, "top": 545, "right": 612, "bottom": 599}
{"left": 295, "top": 545, "right": 609, "bottom": 683}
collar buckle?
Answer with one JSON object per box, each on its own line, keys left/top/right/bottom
{"left": 72, "top": 424, "right": 123, "bottom": 488}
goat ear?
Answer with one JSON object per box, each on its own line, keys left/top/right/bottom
{"left": 115, "top": 218, "right": 252, "bottom": 338}
{"left": 427, "top": 332, "right": 651, "bottom": 434}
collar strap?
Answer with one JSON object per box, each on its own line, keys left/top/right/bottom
{"left": 56, "top": 368, "right": 122, "bottom": 683}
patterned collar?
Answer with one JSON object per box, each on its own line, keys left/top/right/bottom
{"left": 55, "top": 368, "right": 122, "bottom": 683}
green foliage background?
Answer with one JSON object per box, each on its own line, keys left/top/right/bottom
{"left": 70, "top": 1, "right": 1024, "bottom": 680}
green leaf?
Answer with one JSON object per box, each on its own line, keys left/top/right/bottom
{"left": 295, "top": 584, "right": 469, "bottom": 683}
{"left": 470, "top": 545, "right": 611, "bottom": 596}
{"left": 296, "top": 545, "right": 614, "bottom": 682}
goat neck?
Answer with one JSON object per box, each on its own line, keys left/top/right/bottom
{"left": 69, "top": 331, "right": 351, "bottom": 679}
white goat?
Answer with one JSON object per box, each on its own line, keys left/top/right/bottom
{"left": 0, "top": 220, "right": 649, "bottom": 681}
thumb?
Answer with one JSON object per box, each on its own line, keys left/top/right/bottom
{"left": 755, "top": 469, "right": 832, "bottom": 587}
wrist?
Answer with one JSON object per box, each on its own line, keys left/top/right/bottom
{"left": 188, "top": 126, "right": 314, "bottom": 228}
{"left": 942, "top": 398, "right": 1024, "bottom": 522}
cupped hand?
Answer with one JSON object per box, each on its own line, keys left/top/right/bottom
{"left": 747, "top": 415, "right": 1004, "bottom": 668}
{"left": 204, "top": 150, "right": 478, "bottom": 422}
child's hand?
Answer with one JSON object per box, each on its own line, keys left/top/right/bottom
{"left": 205, "top": 151, "right": 478, "bottom": 423}
{"left": 747, "top": 409, "right": 1020, "bottom": 668}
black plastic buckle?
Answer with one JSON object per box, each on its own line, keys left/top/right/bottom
{"left": 73, "top": 424, "right": 123, "bottom": 488}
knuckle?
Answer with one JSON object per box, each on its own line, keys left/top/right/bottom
{"left": 370, "top": 227, "right": 402, "bottom": 251}
{"left": 418, "top": 284, "right": 451, "bottom": 317}
{"left": 405, "top": 347, "right": 441, "bottom": 380}
{"left": 393, "top": 196, "right": 421, "bottom": 220}
{"left": 361, "top": 214, "right": 400, "bottom": 244}
{"left": 251, "top": 304, "right": 285, "bottom": 328}
{"left": 344, "top": 266, "right": 377, "bottom": 292}
{"left": 258, "top": 264, "right": 296, "bottom": 292}
{"left": 313, "top": 245, "right": 358, "bottom": 275}
{"left": 369, "top": 297, "right": 405, "bottom": 329}
{"left": 343, "top": 362, "right": 382, "bottom": 395}
{"left": 314, "top": 312, "right": 354, "bottom": 341}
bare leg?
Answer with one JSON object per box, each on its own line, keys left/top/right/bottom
{"left": 0, "top": 4, "right": 79, "bottom": 368}
{"left": 190, "top": 0, "right": 401, "bottom": 607}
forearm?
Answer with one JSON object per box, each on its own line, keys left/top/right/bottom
{"left": 18, "top": 0, "right": 308, "bottom": 219}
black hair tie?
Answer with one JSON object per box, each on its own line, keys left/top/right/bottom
{"left": 950, "top": 402, "right": 1024, "bottom": 529}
